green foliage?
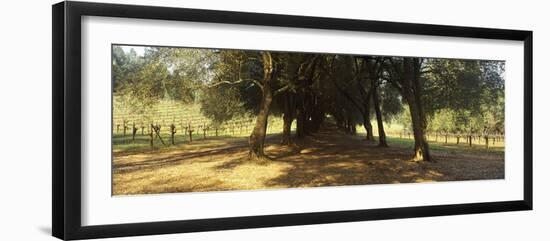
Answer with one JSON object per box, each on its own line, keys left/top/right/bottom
{"left": 423, "top": 59, "right": 484, "bottom": 113}
{"left": 200, "top": 87, "right": 245, "bottom": 125}
{"left": 427, "top": 109, "right": 454, "bottom": 133}
{"left": 395, "top": 106, "right": 412, "bottom": 132}
{"left": 112, "top": 46, "right": 145, "bottom": 91}
{"left": 379, "top": 80, "right": 403, "bottom": 120}
{"left": 408, "top": 58, "right": 505, "bottom": 135}
{"left": 112, "top": 46, "right": 218, "bottom": 122}
{"left": 112, "top": 49, "right": 166, "bottom": 124}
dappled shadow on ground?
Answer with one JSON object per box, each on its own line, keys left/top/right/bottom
{"left": 114, "top": 143, "right": 247, "bottom": 173}
{"left": 262, "top": 126, "right": 503, "bottom": 188}
{"left": 112, "top": 125, "right": 504, "bottom": 195}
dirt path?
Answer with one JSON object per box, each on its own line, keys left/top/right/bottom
{"left": 113, "top": 124, "right": 504, "bottom": 195}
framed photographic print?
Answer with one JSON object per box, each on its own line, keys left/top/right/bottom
{"left": 52, "top": 1, "right": 533, "bottom": 240}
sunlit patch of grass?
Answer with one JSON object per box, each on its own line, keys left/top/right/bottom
{"left": 383, "top": 136, "right": 504, "bottom": 155}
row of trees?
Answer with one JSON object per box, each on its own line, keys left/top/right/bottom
{"left": 113, "top": 46, "right": 505, "bottom": 162}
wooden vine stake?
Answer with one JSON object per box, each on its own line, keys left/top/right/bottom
{"left": 149, "top": 123, "right": 154, "bottom": 147}
{"left": 132, "top": 122, "right": 138, "bottom": 141}
{"left": 187, "top": 124, "right": 194, "bottom": 143}
{"left": 151, "top": 124, "right": 166, "bottom": 146}
{"left": 170, "top": 123, "right": 177, "bottom": 145}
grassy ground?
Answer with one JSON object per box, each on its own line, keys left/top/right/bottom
{"left": 383, "top": 136, "right": 504, "bottom": 155}
{"left": 112, "top": 123, "right": 504, "bottom": 195}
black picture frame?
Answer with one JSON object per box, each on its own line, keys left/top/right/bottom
{"left": 52, "top": 1, "right": 533, "bottom": 240}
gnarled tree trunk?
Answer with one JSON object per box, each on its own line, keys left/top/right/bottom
{"left": 363, "top": 112, "right": 374, "bottom": 141}
{"left": 295, "top": 104, "right": 307, "bottom": 138}
{"left": 281, "top": 92, "right": 294, "bottom": 145}
{"left": 330, "top": 75, "right": 373, "bottom": 140}
{"left": 249, "top": 52, "right": 274, "bottom": 159}
{"left": 295, "top": 57, "right": 318, "bottom": 139}
{"left": 372, "top": 80, "right": 388, "bottom": 147}
{"left": 406, "top": 95, "right": 432, "bottom": 162}
{"left": 282, "top": 113, "right": 292, "bottom": 145}
{"left": 358, "top": 86, "right": 374, "bottom": 141}
{"left": 403, "top": 58, "right": 433, "bottom": 162}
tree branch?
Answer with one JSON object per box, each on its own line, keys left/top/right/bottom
{"left": 206, "top": 78, "right": 264, "bottom": 91}
{"left": 329, "top": 77, "right": 365, "bottom": 115}
{"left": 249, "top": 79, "right": 265, "bottom": 91}
{"left": 381, "top": 58, "right": 404, "bottom": 95}
{"left": 273, "top": 85, "right": 291, "bottom": 96}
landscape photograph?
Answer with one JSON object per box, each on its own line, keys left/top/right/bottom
{"left": 111, "top": 45, "right": 505, "bottom": 196}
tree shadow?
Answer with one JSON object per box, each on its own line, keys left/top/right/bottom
{"left": 212, "top": 157, "right": 248, "bottom": 170}
{"left": 259, "top": 126, "right": 503, "bottom": 188}
{"left": 114, "top": 144, "right": 248, "bottom": 174}
{"left": 263, "top": 147, "right": 424, "bottom": 188}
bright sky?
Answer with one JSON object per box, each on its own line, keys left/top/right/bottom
{"left": 119, "top": 45, "right": 146, "bottom": 56}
